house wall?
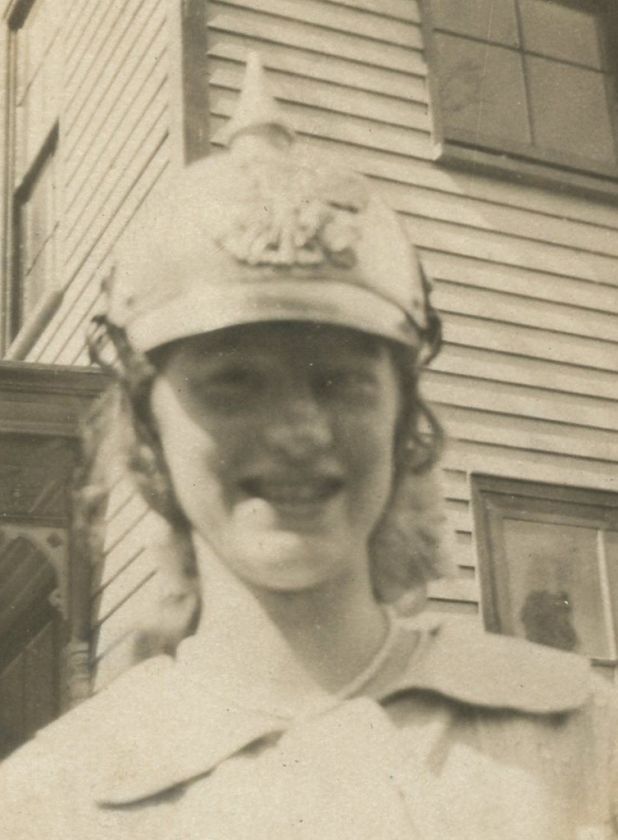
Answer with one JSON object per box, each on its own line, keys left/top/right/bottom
{"left": 4, "top": 0, "right": 617, "bottom": 686}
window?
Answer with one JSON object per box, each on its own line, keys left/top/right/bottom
{"left": 2, "top": 0, "right": 63, "bottom": 356}
{"left": 472, "top": 476, "right": 618, "bottom": 671}
{"left": 424, "top": 0, "right": 618, "bottom": 184}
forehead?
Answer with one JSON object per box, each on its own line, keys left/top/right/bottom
{"left": 163, "top": 322, "right": 389, "bottom": 364}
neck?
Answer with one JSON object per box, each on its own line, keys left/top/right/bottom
{"left": 188, "top": 536, "right": 388, "bottom": 716}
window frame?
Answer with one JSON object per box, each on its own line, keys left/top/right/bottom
{"left": 471, "top": 474, "right": 618, "bottom": 672}
{"left": 422, "top": 0, "right": 618, "bottom": 200}
{"left": 1, "top": 0, "right": 63, "bottom": 360}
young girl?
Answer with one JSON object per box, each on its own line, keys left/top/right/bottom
{"left": 3, "top": 55, "right": 617, "bottom": 840}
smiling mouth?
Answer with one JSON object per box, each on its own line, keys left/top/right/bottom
{"left": 239, "top": 477, "right": 344, "bottom": 505}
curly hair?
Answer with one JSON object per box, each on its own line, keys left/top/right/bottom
{"left": 80, "top": 314, "right": 448, "bottom": 659}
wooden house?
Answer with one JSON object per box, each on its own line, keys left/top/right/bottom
{"left": 0, "top": 0, "right": 617, "bottom": 754}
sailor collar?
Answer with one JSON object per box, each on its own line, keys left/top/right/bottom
{"left": 73, "top": 616, "right": 590, "bottom": 806}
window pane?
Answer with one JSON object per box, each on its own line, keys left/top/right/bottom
{"left": 432, "top": 0, "right": 520, "bottom": 46}
{"left": 502, "top": 518, "right": 613, "bottom": 659}
{"left": 519, "top": 0, "right": 603, "bottom": 69}
{"left": 528, "top": 56, "right": 616, "bottom": 165}
{"left": 435, "top": 34, "right": 531, "bottom": 145}
{"left": 15, "top": 147, "right": 57, "bottom": 325}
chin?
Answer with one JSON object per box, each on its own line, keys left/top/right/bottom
{"left": 226, "top": 529, "right": 350, "bottom": 593}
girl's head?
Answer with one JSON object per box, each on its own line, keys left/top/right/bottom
{"left": 85, "top": 55, "right": 452, "bottom": 654}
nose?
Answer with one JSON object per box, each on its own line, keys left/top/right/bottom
{"left": 263, "top": 390, "right": 334, "bottom": 461}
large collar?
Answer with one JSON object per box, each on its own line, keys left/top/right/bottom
{"left": 60, "top": 616, "right": 590, "bottom": 806}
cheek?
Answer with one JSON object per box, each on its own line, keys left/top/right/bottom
{"left": 151, "top": 386, "right": 224, "bottom": 511}
{"left": 339, "top": 408, "right": 398, "bottom": 499}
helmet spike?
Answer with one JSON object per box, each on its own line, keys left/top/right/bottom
{"left": 215, "top": 51, "right": 295, "bottom": 150}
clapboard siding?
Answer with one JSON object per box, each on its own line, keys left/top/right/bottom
{"left": 404, "top": 216, "right": 618, "bottom": 289}
{"left": 435, "top": 344, "right": 618, "bottom": 402}
{"left": 63, "top": 93, "right": 168, "bottom": 266}
{"left": 323, "top": 0, "right": 417, "bottom": 21}
{"left": 438, "top": 404, "right": 618, "bottom": 462}
{"left": 209, "top": 38, "right": 427, "bottom": 100}
{"left": 209, "top": 60, "right": 425, "bottom": 127}
{"left": 424, "top": 252, "right": 618, "bottom": 316}
{"left": 218, "top": 0, "right": 419, "bottom": 46}
{"left": 433, "top": 282, "right": 618, "bottom": 343}
{"left": 63, "top": 2, "right": 122, "bottom": 90}
{"left": 63, "top": 16, "right": 168, "bottom": 200}
{"left": 92, "top": 541, "right": 156, "bottom": 627}
{"left": 443, "top": 440, "right": 618, "bottom": 492}
{"left": 428, "top": 372, "right": 618, "bottom": 431}
{"left": 210, "top": 97, "right": 430, "bottom": 158}
{"left": 64, "top": 0, "right": 161, "bottom": 134}
{"left": 442, "top": 312, "right": 616, "bottom": 372}
{"left": 207, "top": 2, "right": 425, "bottom": 72}
{"left": 389, "top": 182, "right": 618, "bottom": 261}
{"left": 31, "top": 136, "right": 170, "bottom": 363}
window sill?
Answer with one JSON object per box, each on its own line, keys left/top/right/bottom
{"left": 4, "top": 288, "right": 64, "bottom": 361}
{"left": 434, "top": 140, "right": 618, "bottom": 206}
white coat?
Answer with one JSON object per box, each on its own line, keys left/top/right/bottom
{"left": 2, "top": 615, "right": 617, "bottom": 839}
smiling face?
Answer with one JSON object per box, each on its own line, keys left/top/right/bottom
{"left": 149, "top": 322, "right": 401, "bottom": 594}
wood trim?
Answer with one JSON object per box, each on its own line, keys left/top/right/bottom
{"left": 0, "top": 363, "right": 110, "bottom": 707}
{"left": 0, "top": 361, "right": 107, "bottom": 432}
{"left": 1, "top": 12, "right": 18, "bottom": 354}
{"left": 168, "top": 0, "right": 210, "bottom": 166}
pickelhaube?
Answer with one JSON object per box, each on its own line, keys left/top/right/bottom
{"left": 108, "top": 53, "right": 438, "bottom": 358}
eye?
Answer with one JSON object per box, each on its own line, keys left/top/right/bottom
{"left": 315, "top": 369, "right": 377, "bottom": 400}
{"left": 190, "top": 365, "right": 267, "bottom": 411}
{"left": 208, "top": 367, "right": 258, "bottom": 388}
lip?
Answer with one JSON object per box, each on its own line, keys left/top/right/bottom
{"left": 239, "top": 475, "right": 344, "bottom": 507}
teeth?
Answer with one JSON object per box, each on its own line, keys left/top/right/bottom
{"left": 242, "top": 479, "right": 341, "bottom": 504}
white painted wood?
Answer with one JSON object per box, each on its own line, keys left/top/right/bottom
{"left": 64, "top": 0, "right": 164, "bottom": 152}
{"left": 433, "top": 281, "right": 618, "bottom": 343}
{"left": 92, "top": 544, "right": 156, "bottom": 625}
{"left": 404, "top": 216, "right": 618, "bottom": 290}
{"left": 208, "top": 60, "right": 427, "bottom": 126}
{"left": 64, "top": 67, "right": 168, "bottom": 234}
{"left": 209, "top": 91, "right": 431, "bottom": 157}
{"left": 208, "top": 38, "right": 427, "bottom": 99}
{"left": 439, "top": 404, "right": 618, "bottom": 462}
{"left": 428, "top": 576, "right": 478, "bottom": 603}
{"left": 443, "top": 441, "right": 618, "bottom": 492}
{"left": 427, "top": 370, "right": 618, "bottom": 431}
{"left": 388, "top": 181, "right": 618, "bottom": 260}
{"left": 434, "top": 344, "right": 618, "bottom": 402}
{"left": 64, "top": 107, "right": 168, "bottom": 280}
{"left": 63, "top": 20, "right": 168, "bottom": 195}
{"left": 206, "top": 2, "right": 426, "bottom": 74}
{"left": 33, "top": 145, "right": 170, "bottom": 363}
{"left": 322, "top": 0, "right": 419, "bottom": 21}
{"left": 423, "top": 251, "right": 618, "bottom": 315}
{"left": 64, "top": 0, "right": 158, "bottom": 133}
{"left": 442, "top": 312, "right": 617, "bottom": 372}
{"left": 221, "top": 0, "right": 420, "bottom": 47}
